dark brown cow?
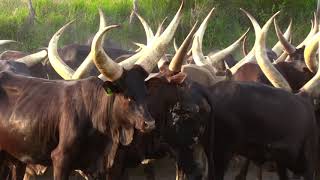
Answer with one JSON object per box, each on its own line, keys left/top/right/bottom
{"left": 0, "top": 22, "right": 160, "bottom": 180}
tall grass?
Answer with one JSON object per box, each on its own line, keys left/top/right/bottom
{"left": 0, "top": 0, "right": 317, "bottom": 55}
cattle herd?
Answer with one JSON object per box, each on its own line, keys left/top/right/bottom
{"left": 2, "top": 0, "right": 320, "bottom": 180}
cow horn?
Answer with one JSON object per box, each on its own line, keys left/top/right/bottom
{"left": 118, "top": 15, "right": 168, "bottom": 70}
{"left": 92, "top": 25, "right": 123, "bottom": 81}
{"left": 272, "top": 19, "right": 293, "bottom": 56}
{"left": 155, "top": 17, "right": 168, "bottom": 38}
{"left": 273, "top": 51, "right": 288, "bottom": 64}
{"left": 133, "top": 42, "right": 147, "bottom": 49}
{"left": 208, "top": 28, "right": 250, "bottom": 66}
{"left": 169, "top": 21, "right": 198, "bottom": 73}
{"left": 72, "top": 9, "right": 109, "bottom": 79}
{"left": 99, "top": 8, "right": 107, "bottom": 31}
{"left": 298, "top": 13, "right": 318, "bottom": 48}
{"left": 304, "top": 32, "right": 320, "bottom": 73}
{"left": 274, "top": 19, "right": 296, "bottom": 54}
{"left": 242, "top": 35, "right": 249, "bottom": 56}
{"left": 0, "top": 40, "right": 17, "bottom": 46}
{"left": 48, "top": 20, "right": 76, "bottom": 80}
{"left": 229, "top": 9, "right": 261, "bottom": 74}
{"left": 192, "top": 7, "right": 215, "bottom": 66}
{"left": 300, "top": 31, "right": 320, "bottom": 97}
{"left": 255, "top": 12, "right": 292, "bottom": 91}
{"left": 173, "top": 38, "right": 179, "bottom": 52}
{"left": 135, "top": 12, "right": 155, "bottom": 44}
{"left": 134, "top": 0, "right": 184, "bottom": 73}
{"left": 16, "top": 50, "right": 48, "bottom": 67}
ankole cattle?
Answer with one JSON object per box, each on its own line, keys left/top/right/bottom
{"left": 0, "top": 20, "right": 161, "bottom": 179}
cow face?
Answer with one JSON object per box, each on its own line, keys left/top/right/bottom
{"left": 103, "top": 65, "right": 155, "bottom": 134}
{"left": 146, "top": 74, "right": 211, "bottom": 148}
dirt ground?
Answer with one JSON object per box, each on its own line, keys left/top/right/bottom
{"left": 32, "top": 157, "right": 283, "bottom": 180}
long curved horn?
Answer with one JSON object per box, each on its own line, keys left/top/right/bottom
{"left": 300, "top": 32, "right": 320, "bottom": 97}
{"left": 169, "top": 22, "right": 198, "bottom": 73}
{"left": 92, "top": 26, "right": 123, "bottom": 81}
{"left": 255, "top": 12, "right": 292, "bottom": 91}
{"left": 135, "top": 12, "right": 155, "bottom": 44}
{"left": 242, "top": 35, "right": 249, "bottom": 56}
{"left": 208, "top": 28, "right": 250, "bottom": 66}
{"left": 192, "top": 7, "right": 215, "bottom": 66}
{"left": 16, "top": 50, "right": 48, "bottom": 67}
{"left": 304, "top": 31, "right": 320, "bottom": 73}
{"left": 48, "top": 21, "right": 76, "bottom": 80}
{"left": 273, "top": 51, "right": 288, "bottom": 64}
{"left": 99, "top": 8, "right": 107, "bottom": 31}
{"left": 72, "top": 9, "right": 109, "bottom": 79}
{"left": 229, "top": 9, "right": 261, "bottom": 74}
{"left": 0, "top": 40, "right": 17, "bottom": 46}
{"left": 134, "top": 0, "right": 184, "bottom": 73}
{"left": 274, "top": 19, "right": 296, "bottom": 54}
{"left": 298, "top": 13, "right": 318, "bottom": 48}
{"left": 272, "top": 19, "right": 293, "bottom": 55}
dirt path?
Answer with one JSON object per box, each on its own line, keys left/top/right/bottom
{"left": 33, "top": 158, "right": 282, "bottom": 180}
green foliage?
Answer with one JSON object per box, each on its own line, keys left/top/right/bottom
{"left": 0, "top": 0, "right": 317, "bottom": 54}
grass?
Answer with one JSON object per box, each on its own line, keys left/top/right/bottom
{"left": 0, "top": 0, "right": 317, "bottom": 56}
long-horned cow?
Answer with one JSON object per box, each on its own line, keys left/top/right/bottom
{"left": 0, "top": 17, "right": 161, "bottom": 180}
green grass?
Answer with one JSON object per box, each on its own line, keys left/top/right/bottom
{"left": 0, "top": 0, "right": 317, "bottom": 55}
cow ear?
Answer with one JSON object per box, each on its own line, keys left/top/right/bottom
{"left": 103, "top": 81, "right": 120, "bottom": 95}
{"left": 119, "top": 127, "right": 134, "bottom": 145}
{"left": 168, "top": 72, "right": 187, "bottom": 84}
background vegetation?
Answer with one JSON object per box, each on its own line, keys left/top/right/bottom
{"left": 0, "top": 0, "right": 317, "bottom": 55}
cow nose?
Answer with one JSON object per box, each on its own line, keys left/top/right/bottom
{"left": 144, "top": 120, "right": 155, "bottom": 130}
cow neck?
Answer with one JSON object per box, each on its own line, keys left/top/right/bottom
{"left": 85, "top": 78, "right": 116, "bottom": 135}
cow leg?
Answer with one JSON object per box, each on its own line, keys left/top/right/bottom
{"left": 143, "top": 163, "right": 155, "bottom": 180}
{"left": 302, "top": 127, "right": 318, "bottom": 180}
{"left": 175, "top": 163, "right": 185, "bottom": 180}
{"left": 51, "top": 147, "right": 72, "bottom": 180}
{"left": 11, "top": 161, "right": 26, "bottom": 180}
{"left": 0, "top": 151, "right": 10, "bottom": 180}
{"left": 213, "top": 152, "right": 231, "bottom": 180}
{"left": 276, "top": 163, "right": 288, "bottom": 180}
{"left": 235, "top": 159, "right": 250, "bottom": 180}
{"left": 257, "top": 165, "right": 262, "bottom": 180}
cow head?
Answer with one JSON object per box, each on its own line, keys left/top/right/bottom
{"left": 146, "top": 73, "right": 210, "bottom": 147}
{"left": 47, "top": 1, "right": 185, "bottom": 142}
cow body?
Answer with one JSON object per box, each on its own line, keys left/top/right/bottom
{"left": 206, "top": 80, "right": 318, "bottom": 180}
{"left": 233, "top": 61, "right": 313, "bottom": 89}
{"left": 0, "top": 65, "right": 154, "bottom": 179}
